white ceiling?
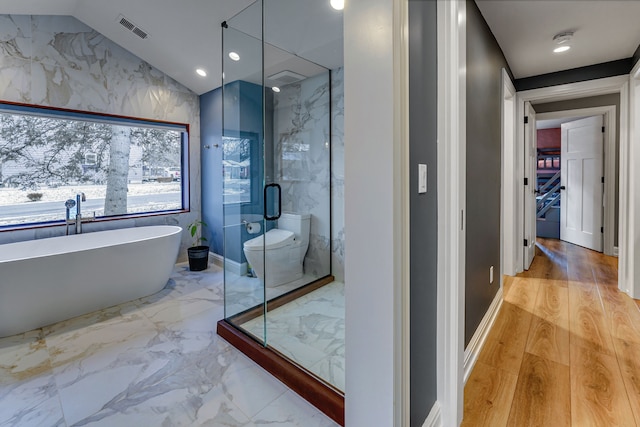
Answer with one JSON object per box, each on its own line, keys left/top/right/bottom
{"left": 475, "top": 0, "right": 640, "bottom": 79}
{"left": 219, "top": 1, "right": 338, "bottom": 88}
{"left": 5, "top": 1, "right": 634, "bottom": 94}
{"left": 0, "top": 0, "right": 343, "bottom": 95}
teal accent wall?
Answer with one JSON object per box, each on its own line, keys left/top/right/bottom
{"left": 200, "top": 81, "right": 272, "bottom": 263}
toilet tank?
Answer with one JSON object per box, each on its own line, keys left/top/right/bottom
{"left": 278, "top": 212, "right": 310, "bottom": 240}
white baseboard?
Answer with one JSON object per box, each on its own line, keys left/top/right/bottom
{"left": 614, "top": 246, "right": 619, "bottom": 257}
{"left": 464, "top": 287, "right": 503, "bottom": 383}
{"left": 209, "top": 252, "right": 224, "bottom": 268}
{"left": 421, "top": 401, "right": 442, "bottom": 427}
{"left": 209, "top": 252, "right": 247, "bottom": 275}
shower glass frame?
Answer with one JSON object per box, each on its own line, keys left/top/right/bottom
{"left": 221, "top": 0, "right": 333, "bottom": 352}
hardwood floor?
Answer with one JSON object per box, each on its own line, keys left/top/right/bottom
{"left": 463, "top": 238, "right": 640, "bottom": 427}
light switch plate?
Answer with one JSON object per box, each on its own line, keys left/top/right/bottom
{"left": 418, "top": 164, "right": 427, "bottom": 193}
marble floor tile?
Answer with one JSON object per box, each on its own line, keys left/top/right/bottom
{"left": 308, "top": 345, "right": 346, "bottom": 392}
{"left": 0, "top": 331, "right": 65, "bottom": 427}
{"left": 253, "top": 390, "right": 340, "bottom": 427}
{"left": 169, "top": 265, "right": 225, "bottom": 299}
{"left": 140, "top": 296, "right": 224, "bottom": 335}
{"left": 0, "top": 263, "right": 339, "bottom": 427}
{"left": 218, "top": 353, "right": 289, "bottom": 419}
{"left": 0, "top": 331, "right": 49, "bottom": 384}
{"left": 224, "top": 272, "right": 322, "bottom": 318}
{"left": 48, "top": 315, "right": 176, "bottom": 425}
{"left": 0, "top": 374, "right": 65, "bottom": 427}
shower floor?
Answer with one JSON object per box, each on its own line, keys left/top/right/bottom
{"left": 240, "top": 281, "right": 345, "bottom": 391}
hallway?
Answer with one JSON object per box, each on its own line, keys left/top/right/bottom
{"left": 462, "top": 238, "right": 640, "bottom": 426}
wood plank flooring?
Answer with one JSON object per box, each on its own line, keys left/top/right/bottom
{"left": 463, "top": 238, "right": 640, "bottom": 427}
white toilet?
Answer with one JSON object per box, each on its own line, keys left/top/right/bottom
{"left": 243, "top": 213, "right": 310, "bottom": 287}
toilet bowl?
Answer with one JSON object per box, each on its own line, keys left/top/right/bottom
{"left": 243, "top": 213, "right": 310, "bottom": 287}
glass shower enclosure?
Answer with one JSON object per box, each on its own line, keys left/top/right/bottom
{"left": 220, "top": 0, "right": 334, "bottom": 387}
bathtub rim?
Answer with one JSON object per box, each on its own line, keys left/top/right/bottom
{"left": 0, "top": 225, "right": 183, "bottom": 264}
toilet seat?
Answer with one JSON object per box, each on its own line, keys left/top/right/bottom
{"left": 244, "top": 229, "right": 295, "bottom": 251}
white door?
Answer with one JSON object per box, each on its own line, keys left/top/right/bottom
{"left": 560, "top": 115, "right": 604, "bottom": 252}
{"left": 523, "top": 102, "right": 537, "bottom": 270}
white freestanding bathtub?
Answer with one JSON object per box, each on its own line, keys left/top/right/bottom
{"left": 0, "top": 225, "right": 182, "bottom": 338}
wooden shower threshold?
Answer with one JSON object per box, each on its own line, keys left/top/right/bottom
{"left": 216, "top": 276, "right": 344, "bottom": 426}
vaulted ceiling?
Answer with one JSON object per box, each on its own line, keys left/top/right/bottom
{"left": 0, "top": 0, "right": 343, "bottom": 95}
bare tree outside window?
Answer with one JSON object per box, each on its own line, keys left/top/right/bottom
{"left": 0, "top": 108, "right": 186, "bottom": 226}
{"left": 222, "top": 136, "right": 252, "bottom": 204}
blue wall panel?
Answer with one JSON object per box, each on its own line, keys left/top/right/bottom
{"left": 200, "top": 81, "right": 271, "bottom": 263}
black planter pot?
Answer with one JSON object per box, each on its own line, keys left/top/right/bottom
{"left": 187, "top": 245, "right": 210, "bottom": 271}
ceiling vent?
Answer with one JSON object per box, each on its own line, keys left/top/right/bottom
{"left": 553, "top": 31, "right": 574, "bottom": 45}
{"left": 117, "top": 15, "right": 149, "bottom": 40}
{"left": 267, "top": 70, "right": 306, "bottom": 85}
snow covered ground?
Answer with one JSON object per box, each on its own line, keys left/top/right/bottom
{"left": 0, "top": 182, "right": 182, "bottom": 226}
{"left": 0, "top": 182, "right": 180, "bottom": 205}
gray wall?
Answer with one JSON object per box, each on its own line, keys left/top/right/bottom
{"left": 515, "top": 59, "right": 632, "bottom": 92}
{"left": 534, "top": 94, "right": 620, "bottom": 247}
{"left": 465, "top": 0, "right": 511, "bottom": 346}
{"left": 408, "top": 0, "right": 437, "bottom": 424}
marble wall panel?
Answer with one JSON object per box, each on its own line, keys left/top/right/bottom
{"left": 0, "top": 15, "right": 201, "bottom": 260}
{"left": 274, "top": 72, "right": 331, "bottom": 278}
{"left": 0, "top": 15, "right": 31, "bottom": 102}
{"left": 272, "top": 68, "right": 344, "bottom": 281}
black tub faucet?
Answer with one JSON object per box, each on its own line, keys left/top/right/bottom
{"left": 75, "top": 192, "right": 86, "bottom": 234}
{"left": 64, "top": 198, "right": 76, "bottom": 235}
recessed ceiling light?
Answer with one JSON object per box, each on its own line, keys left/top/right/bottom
{"left": 228, "top": 51, "right": 240, "bottom": 61}
{"left": 330, "top": 0, "right": 344, "bottom": 11}
{"left": 272, "top": 86, "right": 281, "bottom": 93}
{"left": 552, "top": 31, "right": 573, "bottom": 54}
{"left": 196, "top": 68, "right": 207, "bottom": 77}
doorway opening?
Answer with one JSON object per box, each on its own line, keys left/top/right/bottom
{"left": 511, "top": 77, "right": 626, "bottom": 279}
{"left": 535, "top": 114, "right": 608, "bottom": 254}
{"left": 530, "top": 105, "right": 618, "bottom": 259}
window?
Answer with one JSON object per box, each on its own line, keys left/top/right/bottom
{"left": 85, "top": 153, "right": 97, "bottom": 165}
{"left": 281, "top": 141, "right": 310, "bottom": 181}
{"left": 223, "top": 136, "right": 252, "bottom": 204}
{"left": 0, "top": 103, "right": 189, "bottom": 227}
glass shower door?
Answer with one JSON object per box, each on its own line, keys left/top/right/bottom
{"left": 221, "top": 5, "right": 267, "bottom": 344}
{"left": 222, "top": 1, "right": 335, "bottom": 376}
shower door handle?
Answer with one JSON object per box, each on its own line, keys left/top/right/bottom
{"left": 264, "top": 183, "right": 282, "bottom": 220}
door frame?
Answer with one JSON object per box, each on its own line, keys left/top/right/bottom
{"left": 523, "top": 101, "right": 537, "bottom": 270}
{"left": 437, "top": 0, "right": 466, "bottom": 425}
{"left": 515, "top": 75, "right": 629, "bottom": 291}
{"left": 501, "top": 69, "right": 518, "bottom": 276}
{"left": 536, "top": 106, "right": 616, "bottom": 256}
{"left": 626, "top": 61, "right": 640, "bottom": 299}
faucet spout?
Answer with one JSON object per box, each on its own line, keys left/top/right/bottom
{"left": 75, "top": 193, "right": 85, "bottom": 234}
{"left": 64, "top": 198, "right": 76, "bottom": 236}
